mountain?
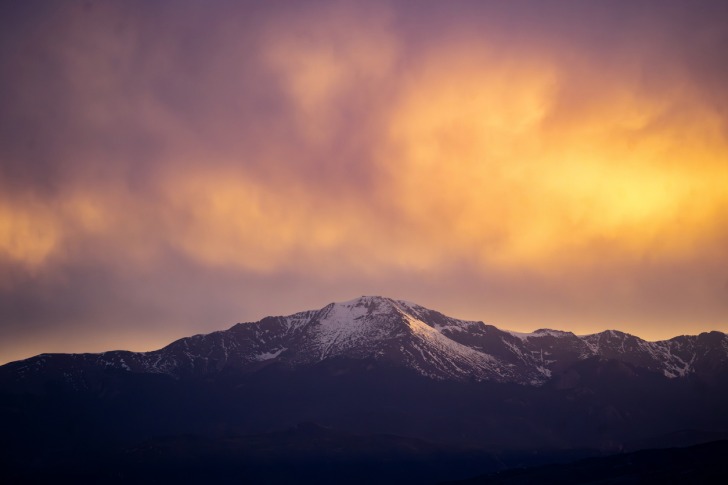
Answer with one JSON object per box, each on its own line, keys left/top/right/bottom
{"left": 3, "top": 296, "right": 727, "bottom": 390}
{"left": 2, "top": 296, "right": 728, "bottom": 483}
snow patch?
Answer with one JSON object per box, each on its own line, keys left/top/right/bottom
{"left": 254, "top": 348, "right": 286, "bottom": 361}
{"left": 505, "top": 330, "right": 537, "bottom": 340}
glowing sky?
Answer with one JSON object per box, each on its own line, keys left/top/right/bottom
{"left": 2, "top": 0, "right": 728, "bottom": 364}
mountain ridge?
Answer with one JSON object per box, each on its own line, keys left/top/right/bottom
{"left": 3, "top": 295, "right": 727, "bottom": 389}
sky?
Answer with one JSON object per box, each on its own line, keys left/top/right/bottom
{"left": 1, "top": 0, "right": 728, "bottom": 364}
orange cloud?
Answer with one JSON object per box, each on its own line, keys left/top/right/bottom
{"left": 378, "top": 40, "right": 728, "bottom": 270}
{"left": 3, "top": 33, "right": 727, "bottom": 281}
{"left": 0, "top": 198, "right": 59, "bottom": 268}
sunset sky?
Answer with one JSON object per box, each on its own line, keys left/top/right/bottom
{"left": 2, "top": 0, "right": 728, "bottom": 364}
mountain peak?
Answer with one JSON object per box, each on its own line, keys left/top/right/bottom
{"left": 533, "top": 328, "right": 575, "bottom": 337}
{"left": 329, "top": 295, "right": 400, "bottom": 314}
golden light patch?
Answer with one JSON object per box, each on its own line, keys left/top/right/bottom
{"left": 0, "top": 200, "right": 59, "bottom": 267}
{"left": 159, "top": 168, "right": 361, "bottom": 272}
{"left": 381, "top": 46, "right": 728, "bottom": 269}
{"left": 155, "top": 162, "right": 460, "bottom": 276}
{"left": 0, "top": 186, "right": 163, "bottom": 273}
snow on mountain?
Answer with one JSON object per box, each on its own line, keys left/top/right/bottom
{"left": 2, "top": 296, "right": 727, "bottom": 387}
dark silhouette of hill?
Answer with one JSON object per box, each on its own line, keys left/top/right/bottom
{"left": 449, "top": 439, "right": 728, "bottom": 484}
